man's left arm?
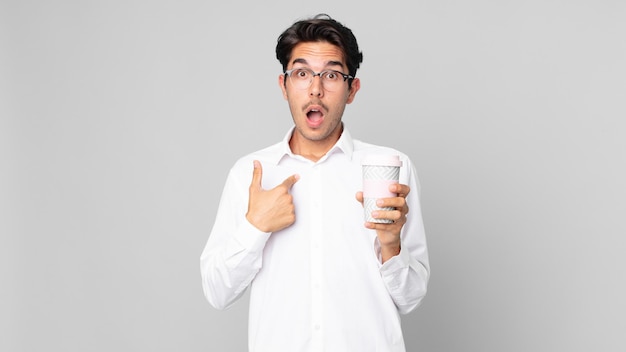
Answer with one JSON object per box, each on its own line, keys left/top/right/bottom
{"left": 357, "top": 162, "right": 430, "bottom": 314}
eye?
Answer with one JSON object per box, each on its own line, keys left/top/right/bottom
{"left": 324, "top": 71, "right": 339, "bottom": 81}
{"left": 294, "top": 69, "right": 310, "bottom": 79}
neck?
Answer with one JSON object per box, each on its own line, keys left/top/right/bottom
{"left": 289, "top": 125, "right": 343, "bottom": 162}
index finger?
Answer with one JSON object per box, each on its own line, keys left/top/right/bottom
{"left": 390, "top": 183, "right": 411, "bottom": 198}
{"left": 280, "top": 174, "right": 300, "bottom": 190}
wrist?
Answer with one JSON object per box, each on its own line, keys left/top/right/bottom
{"left": 246, "top": 213, "right": 269, "bottom": 233}
{"left": 380, "top": 241, "right": 401, "bottom": 263}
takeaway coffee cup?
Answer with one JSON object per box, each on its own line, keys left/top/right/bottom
{"left": 362, "top": 155, "right": 403, "bottom": 224}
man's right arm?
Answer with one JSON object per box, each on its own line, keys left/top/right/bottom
{"left": 200, "top": 160, "right": 298, "bottom": 310}
{"left": 200, "top": 164, "right": 271, "bottom": 310}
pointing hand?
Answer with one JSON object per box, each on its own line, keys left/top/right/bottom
{"left": 246, "top": 160, "right": 299, "bottom": 233}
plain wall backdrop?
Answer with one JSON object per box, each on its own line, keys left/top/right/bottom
{"left": 2, "top": 0, "right": 625, "bottom": 351}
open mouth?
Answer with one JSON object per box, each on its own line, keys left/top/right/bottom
{"left": 306, "top": 107, "right": 324, "bottom": 128}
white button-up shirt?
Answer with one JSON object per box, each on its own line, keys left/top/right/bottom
{"left": 201, "top": 128, "right": 429, "bottom": 352}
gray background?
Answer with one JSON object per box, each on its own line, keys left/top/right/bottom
{"left": 2, "top": 0, "right": 625, "bottom": 351}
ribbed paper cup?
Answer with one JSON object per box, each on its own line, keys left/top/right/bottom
{"left": 362, "top": 155, "right": 402, "bottom": 224}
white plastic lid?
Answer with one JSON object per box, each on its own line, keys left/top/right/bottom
{"left": 361, "top": 154, "right": 403, "bottom": 167}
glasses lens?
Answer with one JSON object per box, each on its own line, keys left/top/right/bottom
{"left": 289, "top": 69, "right": 311, "bottom": 90}
{"left": 321, "top": 71, "right": 344, "bottom": 91}
{"left": 288, "top": 69, "right": 348, "bottom": 91}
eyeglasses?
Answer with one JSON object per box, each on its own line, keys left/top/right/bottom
{"left": 284, "top": 68, "right": 353, "bottom": 91}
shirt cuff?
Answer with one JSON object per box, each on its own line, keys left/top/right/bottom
{"left": 233, "top": 219, "right": 272, "bottom": 254}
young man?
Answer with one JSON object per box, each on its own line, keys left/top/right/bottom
{"left": 201, "top": 14, "right": 429, "bottom": 352}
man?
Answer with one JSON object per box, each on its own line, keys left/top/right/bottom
{"left": 201, "top": 14, "right": 429, "bottom": 352}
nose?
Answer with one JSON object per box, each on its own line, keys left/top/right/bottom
{"left": 309, "top": 75, "right": 323, "bottom": 97}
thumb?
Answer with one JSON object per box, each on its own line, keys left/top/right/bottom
{"left": 355, "top": 191, "right": 364, "bottom": 205}
{"left": 250, "top": 160, "right": 263, "bottom": 190}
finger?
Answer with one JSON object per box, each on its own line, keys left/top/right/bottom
{"left": 364, "top": 220, "right": 401, "bottom": 230}
{"left": 372, "top": 209, "right": 405, "bottom": 223}
{"left": 390, "top": 183, "right": 411, "bottom": 198}
{"left": 280, "top": 173, "right": 300, "bottom": 190}
{"left": 250, "top": 160, "right": 263, "bottom": 189}
{"left": 376, "top": 197, "right": 406, "bottom": 209}
{"left": 355, "top": 191, "right": 364, "bottom": 204}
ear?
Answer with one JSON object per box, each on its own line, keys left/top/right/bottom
{"left": 346, "top": 77, "right": 360, "bottom": 104}
{"left": 278, "top": 73, "right": 288, "bottom": 100}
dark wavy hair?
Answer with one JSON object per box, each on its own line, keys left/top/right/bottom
{"left": 276, "top": 14, "right": 363, "bottom": 82}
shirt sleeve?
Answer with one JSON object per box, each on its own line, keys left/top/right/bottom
{"left": 200, "top": 165, "right": 271, "bottom": 310}
{"left": 377, "top": 159, "right": 430, "bottom": 315}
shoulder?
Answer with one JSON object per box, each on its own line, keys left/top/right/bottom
{"left": 229, "top": 141, "right": 284, "bottom": 174}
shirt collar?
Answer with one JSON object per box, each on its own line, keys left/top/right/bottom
{"left": 271, "top": 125, "right": 355, "bottom": 165}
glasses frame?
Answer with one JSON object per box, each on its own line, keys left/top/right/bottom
{"left": 283, "top": 67, "right": 354, "bottom": 90}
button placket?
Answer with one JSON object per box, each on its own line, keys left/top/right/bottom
{"left": 310, "top": 166, "right": 324, "bottom": 348}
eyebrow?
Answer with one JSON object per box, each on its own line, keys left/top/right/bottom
{"left": 291, "top": 58, "right": 345, "bottom": 69}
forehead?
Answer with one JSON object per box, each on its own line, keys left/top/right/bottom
{"left": 289, "top": 41, "right": 346, "bottom": 69}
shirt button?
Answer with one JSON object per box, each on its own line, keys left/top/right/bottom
{"left": 314, "top": 324, "right": 321, "bottom": 330}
